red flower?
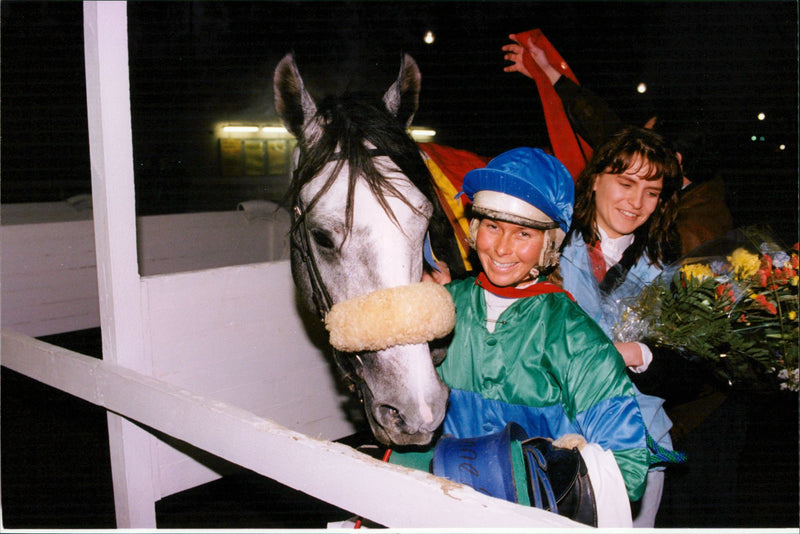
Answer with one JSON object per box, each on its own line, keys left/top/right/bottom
{"left": 770, "top": 267, "right": 797, "bottom": 286}
{"left": 753, "top": 293, "right": 778, "bottom": 315}
{"left": 773, "top": 267, "right": 789, "bottom": 284}
{"left": 715, "top": 283, "right": 735, "bottom": 303}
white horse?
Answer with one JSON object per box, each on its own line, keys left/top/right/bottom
{"left": 274, "top": 53, "right": 473, "bottom": 447}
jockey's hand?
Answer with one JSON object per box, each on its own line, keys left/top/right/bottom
{"left": 422, "top": 261, "right": 452, "bottom": 285}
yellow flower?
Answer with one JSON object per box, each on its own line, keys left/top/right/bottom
{"left": 789, "top": 311, "right": 797, "bottom": 321}
{"left": 792, "top": 276, "right": 799, "bottom": 286}
{"left": 728, "top": 248, "right": 761, "bottom": 278}
{"left": 681, "top": 263, "right": 714, "bottom": 282}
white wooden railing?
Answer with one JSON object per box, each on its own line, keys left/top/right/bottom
{"left": 0, "top": 2, "right": 580, "bottom": 528}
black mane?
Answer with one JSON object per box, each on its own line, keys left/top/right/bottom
{"left": 287, "top": 92, "right": 468, "bottom": 278}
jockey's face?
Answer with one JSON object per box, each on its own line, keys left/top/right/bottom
{"left": 475, "top": 218, "right": 544, "bottom": 287}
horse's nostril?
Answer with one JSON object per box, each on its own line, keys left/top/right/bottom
{"left": 377, "top": 404, "right": 404, "bottom": 427}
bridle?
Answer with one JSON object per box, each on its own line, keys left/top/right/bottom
{"left": 288, "top": 148, "right": 430, "bottom": 396}
{"left": 291, "top": 197, "right": 364, "bottom": 395}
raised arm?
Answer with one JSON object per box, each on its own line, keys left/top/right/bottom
{"left": 503, "top": 33, "right": 562, "bottom": 85}
{"left": 502, "top": 31, "right": 625, "bottom": 149}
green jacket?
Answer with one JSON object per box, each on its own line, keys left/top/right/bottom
{"left": 437, "top": 277, "right": 650, "bottom": 500}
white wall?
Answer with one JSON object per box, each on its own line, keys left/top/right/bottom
{"left": 1, "top": 204, "right": 290, "bottom": 336}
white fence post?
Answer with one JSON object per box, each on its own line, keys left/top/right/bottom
{"left": 83, "top": 1, "right": 158, "bottom": 527}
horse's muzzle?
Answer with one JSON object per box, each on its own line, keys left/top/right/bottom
{"left": 360, "top": 367, "right": 449, "bottom": 448}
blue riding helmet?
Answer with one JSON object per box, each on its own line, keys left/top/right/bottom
{"left": 461, "top": 147, "right": 574, "bottom": 234}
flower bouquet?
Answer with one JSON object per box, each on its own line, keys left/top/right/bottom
{"left": 614, "top": 227, "right": 798, "bottom": 392}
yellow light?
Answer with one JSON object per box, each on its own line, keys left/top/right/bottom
{"left": 223, "top": 125, "right": 259, "bottom": 133}
{"left": 262, "top": 126, "right": 289, "bottom": 134}
{"left": 410, "top": 128, "right": 436, "bottom": 139}
{"left": 636, "top": 83, "right": 647, "bottom": 94}
{"left": 779, "top": 144, "right": 786, "bottom": 151}
{"left": 424, "top": 31, "right": 435, "bottom": 45}
{"left": 758, "top": 112, "right": 766, "bottom": 121}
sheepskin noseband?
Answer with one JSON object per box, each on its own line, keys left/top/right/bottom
{"left": 325, "top": 281, "right": 456, "bottom": 353}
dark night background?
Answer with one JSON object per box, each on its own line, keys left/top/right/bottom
{"left": 1, "top": 1, "right": 798, "bottom": 243}
{"left": 1, "top": 1, "right": 798, "bottom": 529}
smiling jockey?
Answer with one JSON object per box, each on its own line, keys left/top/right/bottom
{"left": 392, "top": 147, "right": 654, "bottom": 527}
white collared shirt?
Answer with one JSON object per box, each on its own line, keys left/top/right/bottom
{"left": 597, "top": 226, "right": 635, "bottom": 268}
{"left": 484, "top": 290, "right": 515, "bottom": 334}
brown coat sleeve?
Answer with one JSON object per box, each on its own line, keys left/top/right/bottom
{"left": 676, "top": 177, "right": 734, "bottom": 255}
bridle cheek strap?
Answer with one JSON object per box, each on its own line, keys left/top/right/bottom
{"left": 292, "top": 201, "right": 362, "bottom": 392}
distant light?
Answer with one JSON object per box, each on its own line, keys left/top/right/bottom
{"left": 779, "top": 144, "right": 786, "bottom": 150}
{"left": 424, "top": 31, "right": 435, "bottom": 44}
{"left": 760, "top": 136, "right": 765, "bottom": 141}
{"left": 223, "top": 125, "right": 259, "bottom": 133}
{"left": 262, "top": 126, "right": 289, "bottom": 134}
{"left": 409, "top": 128, "right": 436, "bottom": 139}
{"left": 636, "top": 83, "right": 647, "bottom": 94}
{"left": 751, "top": 135, "right": 757, "bottom": 141}
{"left": 757, "top": 112, "right": 766, "bottom": 121}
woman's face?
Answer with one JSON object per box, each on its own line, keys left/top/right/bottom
{"left": 475, "top": 218, "right": 544, "bottom": 287}
{"left": 592, "top": 158, "right": 663, "bottom": 239}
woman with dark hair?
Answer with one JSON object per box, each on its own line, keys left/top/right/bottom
{"left": 559, "top": 126, "right": 686, "bottom": 527}
{"left": 569, "top": 126, "right": 682, "bottom": 270}
{"left": 563, "top": 126, "right": 683, "bottom": 368}
{"left": 502, "top": 32, "right": 734, "bottom": 257}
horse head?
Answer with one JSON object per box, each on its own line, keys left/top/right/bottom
{"left": 274, "top": 52, "right": 450, "bottom": 447}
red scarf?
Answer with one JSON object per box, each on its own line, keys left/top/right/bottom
{"left": 588, "top": 240, "right": 608, "bottom": 283}
{"left": 475, "top": 272, "right": 574, "bottom": 301}
{"left": 512, "top": 29, "right": 593, "bottom": 180}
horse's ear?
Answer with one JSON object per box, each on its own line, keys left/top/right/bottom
{"left": 274, "top": 53, "right": 321, "bottom": 144}
{"left": 382, "top": 53, "right": 420, "bottom": 128}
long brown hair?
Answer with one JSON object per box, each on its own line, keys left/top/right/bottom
{"left": 569, "top": 126, "right": 682, "bottom": 266}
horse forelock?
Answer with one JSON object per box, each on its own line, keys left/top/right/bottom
{"left": 288, "top": 93, "right": 435, "bottom": 244}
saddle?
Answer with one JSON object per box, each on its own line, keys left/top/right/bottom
{"left": 431, "top": 422, "right": 597, "bottom": 526}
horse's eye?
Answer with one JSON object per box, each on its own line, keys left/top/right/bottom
{"left": 310, "top": 228, "right": 335, "bottom": 250}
